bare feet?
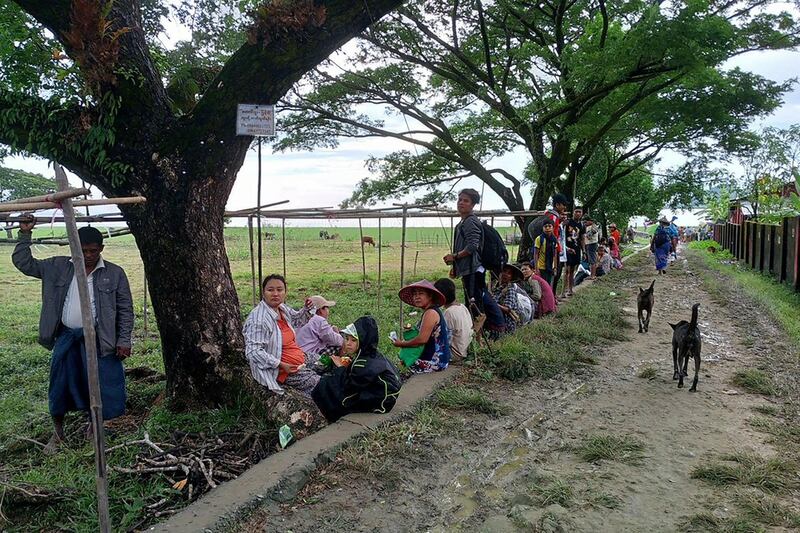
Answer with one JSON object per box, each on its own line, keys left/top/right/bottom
{"left": 43, "top": 432, "right": 64, "bottom": 455}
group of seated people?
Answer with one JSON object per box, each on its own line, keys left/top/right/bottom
{"left": 242, "top": 274, "right": 478, "bottom": 423}
{"left": 242, "top": 260, "right": 569, "bottom": 423}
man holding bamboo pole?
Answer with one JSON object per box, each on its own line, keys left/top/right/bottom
{"left": 12, "top": 215, "right": 133, "bottom": 453}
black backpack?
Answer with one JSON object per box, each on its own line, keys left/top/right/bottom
{"left": 526, "top": 215, "right": 551, "bottom": 242}
{"left": 479, "top": 220, "right": 508, "bottom": 272}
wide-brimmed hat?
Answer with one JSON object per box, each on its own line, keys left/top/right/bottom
{"left": 398, "top": 280, "right": 446, "bottom": 307}
{"left": 502, "top": 263, "right": 524, "bottom": 282}
{"left": 609, "top": 223, "right": 617, "bottom": 228}
{"left": 310, "top": 295, "right": 336, "bottom": 309}
{"left": 659, "top": 216, "right": 669, "bottom": 224}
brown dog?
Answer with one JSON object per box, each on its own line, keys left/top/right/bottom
{"left": 637, "top": 280, "right": 655, "bottom": 333}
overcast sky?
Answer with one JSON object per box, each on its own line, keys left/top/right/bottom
{"left": 5, "top": 28, "right": 799, "bottom": 227}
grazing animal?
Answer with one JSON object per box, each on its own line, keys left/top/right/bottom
{"left": 670, "top": 303, "right": 702, "bottom": 392}
{"left": 319, "top": 230, "right": 330, "bottom": 240}
{"left": 361, "top": 236, "right": 376, "bottom": 247}
{"left": 264, "top": 232, "right": 276, "bottom": 240}
{"left": 329, "top": 233, "right": 340, "bottom": 240}
{"left": 637, "top": 280, "right": 655, "bottom": 333}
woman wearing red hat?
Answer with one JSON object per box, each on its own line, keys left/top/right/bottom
{"left": 393, "top": 280, "right": 452, "bottom": 373}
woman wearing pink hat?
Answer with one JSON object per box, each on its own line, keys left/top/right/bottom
{"left": 392, "top": 280, "right": 452, "bottom": 373}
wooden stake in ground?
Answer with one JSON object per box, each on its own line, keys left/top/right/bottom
{"left": 53, "top": 163, "right": 111, "bottom": 533}
{"left": 359, "top": 218, "right": 367, "bottom": 291}
{"left": 257, "top": 139, "right": 263, "bottom": 291}
{"left": 377, "top": 218, "right": 383, "bottom": 310}
{"left": 397, "top": 204, "right": 409, "bottom": 328}
{"left": 143, "top": 272, "right": 149, "bottom": 337}
{"left": 282, "top": 218, "right": 287, "bottom": 278}
{"left": 248, "top": 216, "right": 257, "bottom": 306}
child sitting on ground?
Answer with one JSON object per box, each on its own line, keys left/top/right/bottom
{"left": 312, "top": 317, "right": 402, "bottom": 422}
{"left": 434, "top": 278, "right": 473, "bottom": 360}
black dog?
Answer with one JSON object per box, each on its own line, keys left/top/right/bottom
{"left": 637, "top": 280, "right": 655, "bottom": 333}
{"left": 670, "top": 304, "right": 702, "bottom": 392}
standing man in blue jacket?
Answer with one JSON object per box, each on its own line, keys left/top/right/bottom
{"left": 13, "top": 216, "right": 134, "bottom": 453}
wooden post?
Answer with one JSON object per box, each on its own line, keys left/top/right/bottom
{"left": 413, "top": 250, "right": 420, "bottom": 277}
{"left": 142, "top": 271, "right": 148, "bottom": 337}
{"left": 282, "top": 218, "right": 287, "bottom": 278}
{"left": 53, "top": 163, "right": 111, "bottom": 533}
{"left": 450, "top": 217, "right": 454, "bottom": 251}
{"left": 248, "top": 216, "right": 257, "bottom": 305}
{"left": 399, "top": 205, "right": 408, "bottom": 328}
{"left": 358, "top": 218, "right": 367, "bottom": 291}
{"left": 257, "top": 138, "right": 263, "bottom": 289}
{"left": 377, "top": 218, "right": 383, "bottom": 310}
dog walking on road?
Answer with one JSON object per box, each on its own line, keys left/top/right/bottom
{"left": 637, "top": 280, "right": 655, "bottom": 333}
{"left": 670, "top": 303, "right": 702, "bottom": 392}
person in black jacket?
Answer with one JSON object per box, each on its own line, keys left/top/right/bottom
{"left": 312, "top": 316, "right": 402, "bottom": 422}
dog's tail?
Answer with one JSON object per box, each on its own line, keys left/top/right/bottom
{"left": 690, "top": 303, "right": 700, "bottom": 329}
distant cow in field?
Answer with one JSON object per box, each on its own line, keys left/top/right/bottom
{"left": 329, "top": 233, "right": 340, "bottom": 240}
{"left": 361, "top": 236, "right": 376, "bottom": 247}
{"left": 319, "top": 230, "right": 330, "bottom": 240}
{"left": 264, "top": 232, "right": 276, "bottom": 240}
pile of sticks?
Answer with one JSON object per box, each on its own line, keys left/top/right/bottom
{"left": 109, "top": 429, "right": 276, "bottom": 519}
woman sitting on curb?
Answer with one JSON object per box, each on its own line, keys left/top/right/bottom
{"left": 313, "top": 317, "right": 402, "bottom": 422}
{"left": 242, "top": 274, "right": 320, "bottom": 397}
{"left": 392, "top": 280, "right": 452, "bottom": 373}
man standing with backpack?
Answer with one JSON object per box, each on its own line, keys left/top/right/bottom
{"left": 444, "top": 188, "right": 488, "bottom": 315}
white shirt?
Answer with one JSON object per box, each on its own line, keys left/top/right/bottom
{"left": 443, "top": 303, "right": 473, "bottom": 359}
{"left": 61, "top": 257, "right": 105, "bottom": 328}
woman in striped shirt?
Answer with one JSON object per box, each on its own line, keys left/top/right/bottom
{"left": 243, "top": 274, "right": 320, "bottom": 396}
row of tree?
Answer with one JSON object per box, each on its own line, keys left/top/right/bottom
{"left": 0, "top": 0, "right": 798, "bottom": 409}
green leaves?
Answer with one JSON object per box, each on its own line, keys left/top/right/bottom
{"left": 0, "top": 166, "right": 56, "bottom": 203}
{"left": 277, "top": 0, "right": 798, "bottom": 217}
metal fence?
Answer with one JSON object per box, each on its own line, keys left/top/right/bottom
{"left": 712, "top": 217, "right": 800, "bottom": 291}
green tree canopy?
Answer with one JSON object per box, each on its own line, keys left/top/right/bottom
{"left": 0, "top": 165, "right": 56, "bottom": 202}
{"left": 276, "top": 0, "right": 798, "bottom": 238}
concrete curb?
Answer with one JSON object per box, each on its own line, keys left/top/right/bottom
{"left": 151, "top": 369, "right": 459, "bottom": 532}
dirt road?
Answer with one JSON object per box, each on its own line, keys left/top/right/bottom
{"left": 243, "top": 247, "right": 794, "bottom": 532}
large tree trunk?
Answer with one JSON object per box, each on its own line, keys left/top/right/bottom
{"left": 123, "top": 175, "right": 248, "bottom": 410}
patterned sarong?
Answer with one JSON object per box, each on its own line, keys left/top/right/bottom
{"left": 49, "top": 327, "right": 126, "bottom": 420}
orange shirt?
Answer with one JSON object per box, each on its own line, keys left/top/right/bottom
{"left": 277, "top": 317, "right": 306, "bottom": 383}
{"left": 611, "top": 229, "right": 621, "bottom": 246}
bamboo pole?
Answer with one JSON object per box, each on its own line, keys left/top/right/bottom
{"left": 0, "top": 196, "right": 146, "bottom": 213}
{"left": 358, "top": 218, "right": 367, "bottom": 291}
{"left": 248, "top": 216, "right": 257, "bottom": 305}
{"left": 450, "top": 217, "right": 454, "bottom": 251}
{"left": 413, "top": 250, "right": 420, "bottom": 277}
{"left": 377, "top": 219, "right": 382, "bottom": 310}
{"left": 1, "top": 187, "right": 89, "bottom": 205}
{"left": 257, "top": 139, "right": 263, "bottom": 289}
{"left": 142, "top": 271, "right": 148, "bottom": 337}
{"left": 53, "top": 163, "right": 111, "bottom": 533}
{"left": 282, "top": 218, "right": 287, "bottom": 278}
{"left": 225, "top": 199, "right": 290, "bottom": 216}
{"left": 0, "top": 215, "right": 126, "bottom": 223}
{"left": 398, "top": 204, "right": 408, "bottom": 328}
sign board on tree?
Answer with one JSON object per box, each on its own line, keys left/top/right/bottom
{"left": 236, "top": 104, "right": 275, "bottom": 137}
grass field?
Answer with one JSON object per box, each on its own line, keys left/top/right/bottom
{"left": 0, "top": 224, "right": 628, "bottom": 530}
{"left": 0, "top": 225, "right": 520, "bottom": 530}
